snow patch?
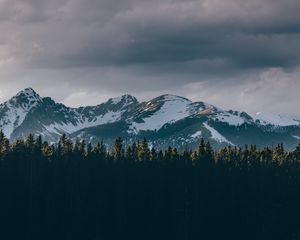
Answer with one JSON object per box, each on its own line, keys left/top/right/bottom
{"left": 109, "top": 94, "right": 136, "bottom": 107}
{"left": 253, "top": 112, "right": 300, "bottom": 126}
{"left": 44, "top": 110, "right": 123, "bottom": 135}
{"left": 110, "top": 96, "right": 123, "bottom": 105}
{"left": 213, "top": 112, "right": 245, "bottom": 126}
{"left": 129, "top": 95, "right": 192, "bottom": 133}
{"left": 191, "top": 131, "right": 202, "bottom": 138}
{"left": 203, "top": 122, "right": 234, "bottom": 145}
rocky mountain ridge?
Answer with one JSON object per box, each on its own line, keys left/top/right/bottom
{"left": 1, "top": 88, "right": 299, "bottom": 149}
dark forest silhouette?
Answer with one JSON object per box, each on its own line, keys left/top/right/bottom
{"left": 0, "top": 131, "right": 300, "bottom": 240}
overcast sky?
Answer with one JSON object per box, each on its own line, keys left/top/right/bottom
{"left": 0, "top": 0, "right": 300, "bottom": 117}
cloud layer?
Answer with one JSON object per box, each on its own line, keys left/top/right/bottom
{"left": 0, "top": 0, "right": 299, "bottom": 117}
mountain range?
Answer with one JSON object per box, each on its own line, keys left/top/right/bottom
{"left": 1, "top": 88, "right": 300, "bottom": 150}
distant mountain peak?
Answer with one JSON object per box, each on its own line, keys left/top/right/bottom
{"left": 14, "top": 88, "right": 42, "bottom": 104}
{"left": 16, "top": 87, "right": 39, "bottom": 97}
{"left": 108, "top": 94, "right": 138, "bottom": 106}
{"left": 155, "top": 94, "right": 192, "bottom": 103}
{"left": 17, "top": 87, "right": 35, "bottom": 94}
{"left": 252, "top": 111, "right": 300, "bottom": 126}
{"left": 0, "top": 88, "right": 300, "bottom": 150}
{"left": 0, "top": 88, "right": 43, "bottom": 138}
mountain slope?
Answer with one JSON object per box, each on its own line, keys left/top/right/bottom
{"left": 1, "top": 88, "right": 300, "bottom": 149}
{"left": 10, "top": 89, "right": 138, "bottom": 142}
{"left": 0, "top": 88, "right": 43, "bottom": 138}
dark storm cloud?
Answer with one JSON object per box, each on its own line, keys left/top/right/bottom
{"left": 0, "top": 0, "right": 300, "bottom": 117}
{"left": 1, "top": 0, "right": 299, "bottom": 70}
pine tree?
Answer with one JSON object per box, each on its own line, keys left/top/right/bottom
{"left": 26, "top": 134, "right": 35, "bottom": 151}
{"left": 125, "top": 146, "right": 133, "bottom": 164}
{"left": 131, "top": 142, "right": 139, "bottom": 163}
{"left": 150, "top": 147, "right": 158, "bottom": 162}
{"left": 0, "top": 130, "right": 9, "bottom": 159}
{"left": 138, "top": 138, "right": 150, "bottom": 162}
{"left": 171, "top": 147, "right": 179, "bottom": 164}
{"left": 87, "top": 143, "right": 93, "bottom": 157}
{"left": 113, "top": 137, "right": 124, "bottom": 162}
{"left": 191, "top": 150, "right": 198, "bottom": 165}
{"left": 273, "top": 144, "right": 286, "bottom": 165}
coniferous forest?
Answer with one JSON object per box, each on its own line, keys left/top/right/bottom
{"left": 0, "top": 131, "right": 300, "bottom": 240}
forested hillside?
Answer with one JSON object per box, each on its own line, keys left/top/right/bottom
{"left": 0, "top": 131, "right": 299, "bottom": 240}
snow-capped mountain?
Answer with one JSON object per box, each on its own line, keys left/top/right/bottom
{"left": 252, "top": 112, "right": 300, "bottom": 126}
{"left": 3, "top": 88, "right": 138, "bottom": 142}
{"left": 1, "top": 88, "right": 300, "bottom": 149}
{"left": 128, "top": 95, "right": 199, "bottom": 133}
{"left": 0, "top": 88, "right": 43, "bottom": 138}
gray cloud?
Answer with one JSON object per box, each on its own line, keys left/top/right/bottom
{"left": 0, "top": 0, "right": 299, "bottom": 117}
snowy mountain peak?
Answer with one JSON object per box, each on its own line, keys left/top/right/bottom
{"left": 16, "top": 87, "right": 37, "bottom": 96}
{"left": 156, "top": 94, "right": 192, "bottom": 103}
{"left": 1, "top": 89, "right": 300, "bottom": 150}
{"left": 0, "top": 88, "right": 44, "bottom": 138}
{"left": 128, "top": 94, "right": 194, "bottom": 133}
{"left": 252, "top": 112, "right": 300, "bottom": 126}
{"left": 109, "top": 94, "right": 138, "bottom": 106}
{"left": 13, "top": 88, "right": 43, "bottom": 107}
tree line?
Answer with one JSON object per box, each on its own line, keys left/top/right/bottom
{"left": 0, "top": 131, "right": 300, "bottom": 240}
